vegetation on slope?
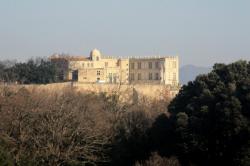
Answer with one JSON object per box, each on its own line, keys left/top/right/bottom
{"left": 0, "top": 60, "right": 249, "bottom": 166}
{"left": 0, "top": 86, "right": 171, "bottom": 166}
{"left": 156, "top": 60, "right": 250, "bottom": 166}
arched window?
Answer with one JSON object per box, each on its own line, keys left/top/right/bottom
{"left": 96, "top": 56, "right": 99, "bottom": 61}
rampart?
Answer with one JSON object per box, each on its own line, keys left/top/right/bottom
{"left": 1, "top": 82, "right": 179, "bottom": 101}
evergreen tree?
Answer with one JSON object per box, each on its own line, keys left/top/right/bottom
{"left": 165, "top": 61, "right": 250, "bottom": 165}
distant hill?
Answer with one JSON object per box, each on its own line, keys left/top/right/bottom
{"left": 180, "top": 65, "right": 211, "bottom": 85}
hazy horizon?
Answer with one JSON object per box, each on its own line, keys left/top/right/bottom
{"left": 0, "top": 0, "right": 249, "bottom": 67}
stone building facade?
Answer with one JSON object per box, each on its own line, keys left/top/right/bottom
{"left": 51, "top": 49, "right": 179, "bottom": 86}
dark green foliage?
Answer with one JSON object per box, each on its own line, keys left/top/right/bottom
{"left": 149, "top": 114, "right": 176, "bottom": 157}
{"left": 0, "top": 58, "right": 57, "bottom": 84}
{"left": 164, "top": 61, "right": 250, "bottom": 165}
{"left": 0, "top": 144, "right": 14, "bottom": 166}
{"left": 0, "top": 61, "right": 17, "bottom": 83}
{"left": 111, "top": 110, "right": 152, "bottom": 166}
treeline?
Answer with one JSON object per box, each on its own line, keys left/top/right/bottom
{"left": 164, "top": 60, "right": 250, "bottom": 166}
{"left": 0, "top": 58, "right": 57, "bottom": 84}
{"left": 0, "top": 60, "right": 250, "bottom": 166}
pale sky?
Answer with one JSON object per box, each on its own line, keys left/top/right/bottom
{"left": 0, "top": 0, "right": 249, "bottom": 66}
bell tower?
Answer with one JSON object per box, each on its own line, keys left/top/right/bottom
{"left": 90, "top": 49, "right": 101, "bottom": 61}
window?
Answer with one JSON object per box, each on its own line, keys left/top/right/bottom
{"left": 148, "top": 62, "right": 152, "bottom": 69}
{"left": 155, "top": 62, "right": 159, "bottom": 69}
{"left": 131, "top": 63, "right": 135, "bottom": 69}
{"left": 117, "top": 60, "right": 121, "bottom": 67}
{"left": 96, "top": 56, "right": 99, "bottom": 61}
{"left": 113, "top": 73, "right": 117, "bottom": 83}
{"left": 91, "top": 63, "right": 93, "bottom": 67}
{"left": 108, "top": 73, "right": 112, "bottom": 83}
{"left": 82, "top": 63, "right": 85, "bottom": 68}
{"left": 130, "top": 73, "right": 135, "bottom": 80}
{"left": 97, "top": 70, "right": 100, "bottom": 75}
{"left": 172, "top": 72, "right": 177, "bottom": 85}
{"left": 173, "top": 72, "right": 176, "bottom": 80}
{"left": 155, "top": 73, "right": 159, "bottom": 80}
{"left": 138, "top": 73, "right": 141, "bottom": 80}
{"left": 173, "top": 61, "right": 177, "bottom": 68}
{"left": 149, "top": 73, "right": 152, "bottom": 80}
{"left": 105, "top": 62, "right": 108, "bottom": 67}
{"left": 138, "top": 62, "right": 141, "bottom": 69}
{"left": 72, "top": 70, "right": 78, "bottom": 81}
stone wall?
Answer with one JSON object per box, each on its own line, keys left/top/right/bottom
{"left": 1, "top": 82, "right": 179, "bottom": 101}
{"left": 73, "top": 82, "right": 179, "bottom": 100}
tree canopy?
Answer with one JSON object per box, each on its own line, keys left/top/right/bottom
{"left": 0, "top": 58, "right": 57, "bottom": 84}
{"left": 164, "top": 60, "right": 250, "bottom": 165}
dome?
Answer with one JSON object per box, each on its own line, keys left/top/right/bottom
{"left": 90, "top": 49, "right": 101, "bottom": 57}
